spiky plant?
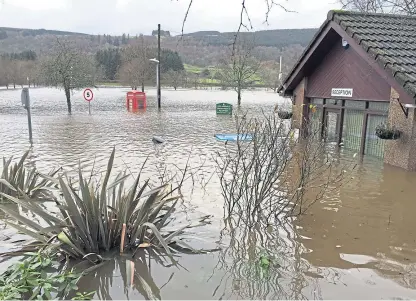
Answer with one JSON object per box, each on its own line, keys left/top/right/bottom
{"left": 0, "top": 148, "right": 198, "bottom": 262}
{"left": 1, "top": 151, "right": 58, "bottom": 203}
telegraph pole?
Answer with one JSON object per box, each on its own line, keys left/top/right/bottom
{"left": 157, "top": 24, "right": 161, "bottom": 109}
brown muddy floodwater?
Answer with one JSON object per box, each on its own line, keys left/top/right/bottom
{"left": 1, "top": 87, "right": 416, "bottom": 299}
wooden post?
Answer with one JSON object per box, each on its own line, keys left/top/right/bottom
{"left": 120, "top": 223, "right": 126, "bottom": 253}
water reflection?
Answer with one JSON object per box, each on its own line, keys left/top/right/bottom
{"left": 76, "top": 252, "right": 169, "bottom": 300}
{"left": 212, "top": 217, "right": 316, "bottom": 300}
{"left": 297, "top": 152, "right": 416, "bottom": 294}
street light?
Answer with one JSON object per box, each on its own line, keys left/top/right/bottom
{"left": 149, "top": 58, "right": 160, "bottom": 108}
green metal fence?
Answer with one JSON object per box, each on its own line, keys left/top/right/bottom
{"left": 342, "top": 110, "right": 364, "bottom": 153}
{"left": 365, "top": 114, "right": 387, "bottom": 158}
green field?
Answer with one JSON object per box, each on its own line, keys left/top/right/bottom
{"left": 184, "top": 64, "right": 218, "bottom": 74}
{"left": 184, "top": 64, "right": 264, "bottom": 84}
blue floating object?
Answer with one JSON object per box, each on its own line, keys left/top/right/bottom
{"left": 214, "top": 134, "right": 253, "bottom": 141}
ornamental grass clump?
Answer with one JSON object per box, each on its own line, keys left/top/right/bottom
{"left": 1, "top": 151, "right": 58, "bottom": 203}
{"left": 0, "top": 148, "right": 199, "bottom": 263}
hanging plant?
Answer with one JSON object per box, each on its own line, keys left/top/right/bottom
{"left": 278, "top": 111, "right": 293, "bottom": 120}
{"left": 375, "top": 123, "right": 401, "bottom": 140}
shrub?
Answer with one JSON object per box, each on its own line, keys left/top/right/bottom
{"left": 0, "top": 250, "right": 93, "bottom": 300}
{"left": 375, "top": 123, "right": 401, "bottom": 140}
{"left": 0, "top": 148, "right": 198, "bottom": 262}
{"left": 1, "top": 151, "right": 58, "bottom": 203}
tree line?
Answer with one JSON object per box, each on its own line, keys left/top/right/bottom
{"left": 95, "top": 43, "right": 184, "bottom": 84}
{"left": 0, "top": 50, "right": 39, "bottom": 89}
{"left": 0, "top": 37, "right": 186, "bottom": 113}
{"left": 0, "top": 34, "right": 297, "bottom": 111}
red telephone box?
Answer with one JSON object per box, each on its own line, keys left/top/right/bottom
{"left": 126, "top": 91, "right": 147, "bottom": 111}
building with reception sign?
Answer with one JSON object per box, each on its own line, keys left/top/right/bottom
{"left": 279, "top": 10, "right": 416, "bottom": 171}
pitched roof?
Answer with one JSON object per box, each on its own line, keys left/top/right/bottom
{"left": 279, "top": 10, "right": 416, "bottom": 101}
{"left": 330, "top": 10, "right": 416, "bottom": 100}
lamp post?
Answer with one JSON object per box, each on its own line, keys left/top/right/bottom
{"left": 149, "top": 58, "right": 160, "bottom": 108}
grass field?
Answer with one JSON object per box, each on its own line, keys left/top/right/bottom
{"left": 184, "top": 64, "right": 265, "bottom": 84}
{"left": 184, "top": 64, "right": 218, "bottom": 74}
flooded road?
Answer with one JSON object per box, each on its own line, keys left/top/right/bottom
{"left": 1, "top": 87, "right": 416, "bottom": 299}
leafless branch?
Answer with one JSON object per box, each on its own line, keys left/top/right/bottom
{"left": 219, "top": 39, "right": 260, "bottom": 105}
{"left": 177, "top": 0, "right": 297, "bottom": 51}
{"left": 264, "top": 0, "right": 296, "bottom": 25}
{"left": 214, "top": 110, "right": 352, "bottom": 227}
{"left": 339, "top": 0, "right": 416, "bottom": 14}
{"left": 181, "top": 0, "right": 194, "bottom": 37}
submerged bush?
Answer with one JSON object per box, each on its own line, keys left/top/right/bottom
{"left": 0, "top": 148, "right": 202, "bottom": 262}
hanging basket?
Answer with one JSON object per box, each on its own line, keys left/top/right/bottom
{"left": 375, "top": 123, "right": 401, "bottom": 140}
{"left": 278, "top": 111, "right": 293, "bottom": 120}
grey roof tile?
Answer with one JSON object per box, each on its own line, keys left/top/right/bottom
{"left": 404, "top": 83, "right": 416, "bottom": 98}
{"left": 331, "top": 11, "right": 416, "bottom": 101}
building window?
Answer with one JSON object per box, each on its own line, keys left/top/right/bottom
{"left": 308, "top": 98, "right": 388, "bottom": 158}
{"left": 326, "top": 99, "right": 342, "bottom": 106}
{"left": 311, "top": 98, "right": 324, "bottom": 105}
{"left": 368, "top": 101, "right": 389, "bottom": 112}
{"left": 345, "top": 100, "right": 366, "bottom": 109}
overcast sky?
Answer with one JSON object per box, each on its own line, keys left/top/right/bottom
{"left": 0, "top": 0, "right": 339, "bottom": 35}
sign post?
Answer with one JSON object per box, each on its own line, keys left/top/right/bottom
{"left": 21, "top": 88, "right": 33, "bottom": 144}
{"left": 83, "top": 88, "right": 94, "bottom": 115}
{"left": 216, "top": 103, "right": 233, "bottom": 115}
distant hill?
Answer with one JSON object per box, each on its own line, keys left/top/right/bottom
{"left": 0, "top": 27, "right": 87, "bottom": 37}
{"left": 183, "top": 28, "right": 318, "bottom": 48}
{"left": 0, "top": 26, "right": 316, "bottom": 67}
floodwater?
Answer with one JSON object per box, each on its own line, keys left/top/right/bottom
{"left": 1, "top": 87, "right": 416, "bottom": 299}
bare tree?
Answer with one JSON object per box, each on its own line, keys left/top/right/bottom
{"left": 186, "top": 72, "right": 200, "bottom": 90}
{"left": 41, "top": 38, "right": 96, "bottom": 114}
{"left": 9, "top": 60, "right": 21, "bottom": 89}
{"left": 118, "top": 58, "right": 146, "bottom": 90}
{"left": 164, "top": 70, "right": 185, "bottom": 90}
{"left": 215, "top": 111, "right": 350, "bottom": 226}
{"left": 339, "top": 0, "right": 416, "bottom": 14}
{"left": 219, "top": 40, "right": 260, "bottom": 106}
{"left": 120, "top": 35, "right": 150, "bottom": 91}
{"left": 0, "top": 58, "right": 12, "bottom": 89}
{"left": 26, "top": 60, "right": 42, "bottom": 87}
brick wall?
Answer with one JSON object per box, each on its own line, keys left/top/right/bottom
{"left": 292, "top": 79, "right": 305, "bottom": 129}
{"left": 384, "top": 87, "right": 416, "bottom": 171}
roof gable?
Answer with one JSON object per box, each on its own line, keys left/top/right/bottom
{"left": 280, "top": 10, "right": 416, "bottom": 102}
{"left": 331, "top": 11, "right": 416, "bottom": 101}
